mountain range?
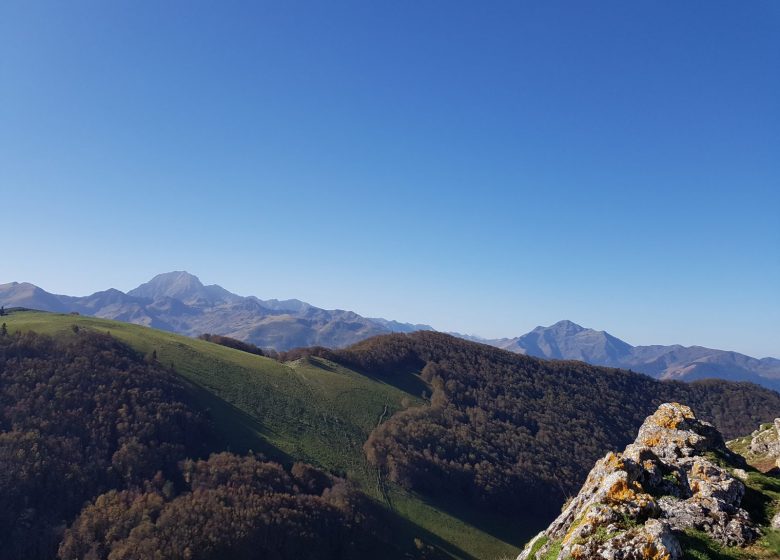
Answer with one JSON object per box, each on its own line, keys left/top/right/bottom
{"left": 0, "top": 271, "right": 433, "bottom": 350}
{"left": 482, "top": 319, "right": 780, "bottom": 389}
{"left": 2, "top": 271, "right": 779, "bottom": 389}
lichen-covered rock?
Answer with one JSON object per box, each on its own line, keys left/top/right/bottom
{"left": 564, "top": 518, "right": 681, "bottom": 560}
{"left": 518, "top": 403, "right": 759, "bottom": 560}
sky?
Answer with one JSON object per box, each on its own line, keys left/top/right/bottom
{"left": 1, "top": 1, "right": 778, "bottom": 357}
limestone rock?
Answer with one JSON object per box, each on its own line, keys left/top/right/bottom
{"left": 518, "top": 403, "right": 759, "bottom": 560}
{"left": 748, "top": 419, "right": 780, "bottom": 456}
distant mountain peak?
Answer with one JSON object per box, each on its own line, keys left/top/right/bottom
{"left": 545, "top": 319, "right": 587, "bottom": 333}
{"left": 502, "top": 320, "right": 634, "bottom": 364}
{"left": 149, "top": 270, "right": 203, "bottom": 287}
{"left": 128, "top": 271, "right": 207, "bottom": 301}
{"left": 553, "top": 319, "right": 582, "bottom": 327}
{"left": 102, "top": 288, "right": 125, "bottom": 295}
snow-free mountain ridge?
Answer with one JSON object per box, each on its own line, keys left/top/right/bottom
{"left": 2, "top": 274, "right": 779, "bottom": 389}
{"left": 0, "top": 272, "right": 433, "bottom": 350}
{"left": 486, "top": 319, "right": 780, "bottom": 390}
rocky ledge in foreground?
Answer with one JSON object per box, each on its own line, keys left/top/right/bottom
{"left": 519, "top": 402, "right": 761, "bottom": 560}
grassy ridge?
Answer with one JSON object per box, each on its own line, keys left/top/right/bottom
{"left": 2, "top": 310, "right": 528, "bottom": 559}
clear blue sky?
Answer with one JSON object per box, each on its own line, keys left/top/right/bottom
{"left": 1, "top": 1, "right": 778, "bottom": 357}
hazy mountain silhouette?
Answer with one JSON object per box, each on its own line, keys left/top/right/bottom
{"left": 490, "top": 320, "right": 780, "bottom": 389}
{"left": 2, "top": 276, "right": 778, "bottom": 388}
{"left": 0, "top": 272, "right": 432, "bottom": 350}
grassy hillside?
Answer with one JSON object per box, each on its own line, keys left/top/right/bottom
{"left": 6, "top": 310, "right": 777, "bottom": 559}
{"left": 2, "top": 310, "right": 526, "bottom": 560}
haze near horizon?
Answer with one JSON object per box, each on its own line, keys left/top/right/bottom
{"left": 1, "top": 1, "right": 778, "bottom": 357}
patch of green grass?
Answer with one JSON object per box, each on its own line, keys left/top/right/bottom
{"left": 704, "top": 449, "right": 739, "bottom": 469}
{"left": 727, "top": 436, "right": 751, "bottom": 458}
{"left": 747, "top": 471, "right": 780, "bottom": 497}
{"left": 390, "top": 488, "right": 522, "bottom": 559}
{"left": 618, "top": 511, "right": 640, "bottom": 529}
{"left": 3, "top": 310, "right": 531, "bottom": 560}
{"left": 591, "top": 525, "right": 617, "bottom": 543}
{"left": 527, "top": 534, "right": 548, "bottom": 559}
{"left": 540, "top": 538, "right": 563, "bottom": 560}
{"left": 678, "top": 529, "right": 747, "bottom": 560}
{"left": 761, "top": 529, "right": 780, "bottom": 556}
{"left": 739, "top": 470, "right": 780, "bottom": 528}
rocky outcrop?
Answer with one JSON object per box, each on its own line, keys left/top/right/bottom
{"left": 748, "top": 419, "right": 780, "bottom": 457}
{"left": 518, "top": 403, "right": 759, "bottom": 560}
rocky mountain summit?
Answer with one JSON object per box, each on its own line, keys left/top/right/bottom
{"left": 519, "top": 403, "right": 770, "bottom": 560}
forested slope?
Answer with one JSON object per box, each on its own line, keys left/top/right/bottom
{"left": 319, "top": 332, "right": 780, "bottom": 515}
{"left": 3, "top": 312, "right": 779, "bottom": 560}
